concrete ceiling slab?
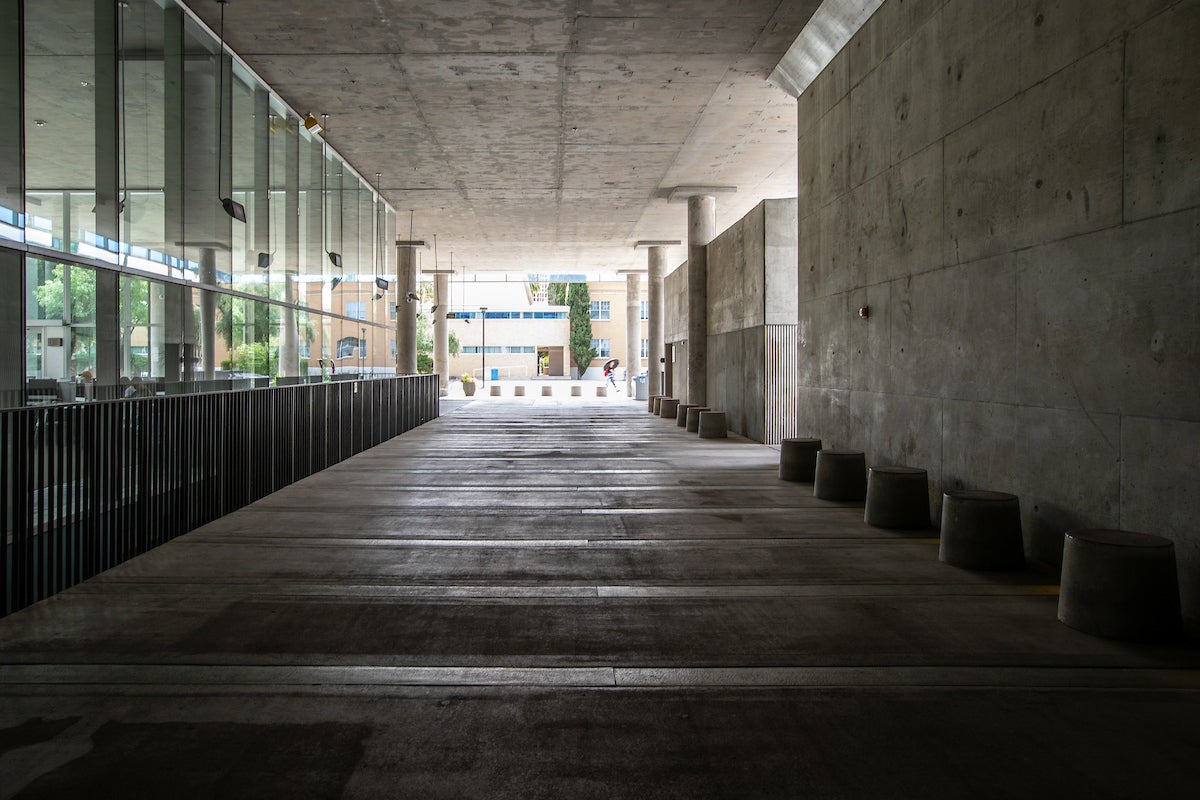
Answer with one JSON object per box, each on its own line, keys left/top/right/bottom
{"left": 183, "top": 0, "right": 824, "bottom": 274}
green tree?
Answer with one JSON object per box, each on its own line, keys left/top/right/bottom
{"left": 547, "top": 282, "right": 567, "bottom": 306}
{"left": 449, "top": 331, "right": 461, "bottom": 357}
{"left": 32, "top": 263, "right": 96, "bottom": 322}
{"left": 232, "top": 341, "right": 273, "bottom": 375}
{"left": 566, "top": 283, "right": 596, "bottom": 376}
{"left": 416, "top": 314, "right": 434, "bottom": 373}
{"left": 32, "top": 263, "right": 99, "bottom": 374}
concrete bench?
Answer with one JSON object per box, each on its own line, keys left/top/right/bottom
{"left": 490, "top": 385, "right": 501, "bottom": 396}
{"left": 697, "top": 411, "right": 727, "bottom": 439}
{"left": 864, "top": 466, "right": 930, "bottom": 529}
{"left": 684, "top": 406, "right": 710, "bottom": 433}
{"left": 812, "top": 450, "right": 867, "bottom": 501}
{"left": 513, "top": 385, "right": 525, "bottom": 397}
{"left": 571, "top": 385, "right": 582, "bottom": 397}
{"left": 675, "top": 403, "right": 701, "bottom": 427}
{"left": 938, "top": 490, "right": 1024, "bottom": 570}
{"left": 541, "top": 385, "right": 553, "bottom": 397}
{"left": 1058, "top": 529, "right": 1181, "bottom": 641}
{"left": 649, "top": 394, "right": 663, "bottom": 413}
{"left": 779, "top": 437, "right": 822, "bottom": 482}
{"left": 596, "top": 386, "right": 607, "bottom": 397}
{"left": 659, "top": 398, "right": 680, "bottom": 420}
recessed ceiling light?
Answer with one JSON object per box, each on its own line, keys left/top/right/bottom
{"left": 80, "top": 81, "right": 90, "bottom": 87}
{"left": 34, "top": 119, "right": 47, "bottom": 127}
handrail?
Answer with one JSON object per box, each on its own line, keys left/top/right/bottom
{"left": 1, "top": 375, "right": 439, "bottom": 617}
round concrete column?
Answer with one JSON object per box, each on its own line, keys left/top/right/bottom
{"left": 625, "top": 272, "right": 641, "bottom": 396}
{"left": 687, "top": 195, "right": 715, "bottom": 406}
{"left": 198, "top": 247, "right": 216, "bottom": 380}
{"left": 647, "top": 247, "right": 667, "bottom": 398}
{"left": 395, "top": 243, "right": 418, "bottom": 375}
{"left": 433, "top": 272, "right": 449, "bottom": 392}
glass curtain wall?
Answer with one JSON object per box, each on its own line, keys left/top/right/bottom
{"left": 2, "top": 0, "right": 398, "bottom": 401}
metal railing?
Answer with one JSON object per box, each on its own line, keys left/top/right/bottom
{"left": 1, "top": 375, "right": 439, "bottom": 617}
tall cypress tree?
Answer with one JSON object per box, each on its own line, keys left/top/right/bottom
{"left": 566, "top": 283, "right": 596, "bottom": 377}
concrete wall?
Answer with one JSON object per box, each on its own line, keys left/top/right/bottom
{"left": 796, "top": 0, "right": 1200, "bottom": 628}
{"left": 709, "top": 327, "right": 766, "bottom": 439}
{"left": 706, "top": 199, "right": 799, "bottom": 440}
{"left": 663, "top": 262, "right": 689, "bottom": 398}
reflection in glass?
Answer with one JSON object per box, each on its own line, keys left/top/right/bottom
{"left": 26, "top": 258, "right": 98, "bottom": 381}
{"left": 24, "top": 1, "right": 99, "bottom": 257}
{"left": 0, "top": 0, "right": 22, "bottom": 242}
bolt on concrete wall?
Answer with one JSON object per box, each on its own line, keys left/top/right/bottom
{"left": 795, "top": 0, "right": 1200, "bottom": 630}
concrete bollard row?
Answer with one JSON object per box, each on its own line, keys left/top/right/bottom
{"left": 787, "top": 439, "right": 1182, "bottom": 643}
{"left": 675, "top": 403, "right": 701, "bottom": 427}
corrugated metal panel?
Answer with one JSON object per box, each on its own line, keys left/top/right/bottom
{"left": 764, "top": 324, "right": 799, "bottom": 445}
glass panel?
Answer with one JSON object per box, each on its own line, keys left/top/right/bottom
{"left": 181, "top": 14, "right": 226, "bottom": 282}
{"left": 230, "top": 62, "right": 269, "bottom": 297}
{"left": 0, "top": 0, "right": 22, "bottom": 242}
{"left": 25, "top": 258, "right": 97, "bottom": 385}
{"left": 299, "top": 125, "right": 324, "bottom": 308}
{"left": 119, "top": 0, "right": 170, "bottom": 276}
{"left": 25, "top": 0, "right": 98, "bottom": 257}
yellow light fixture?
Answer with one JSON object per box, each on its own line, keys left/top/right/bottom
{"left": 304, "top": 113, "right": 323, "bottom": 135}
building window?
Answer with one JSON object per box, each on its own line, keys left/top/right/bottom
{"left": 640, "top": 338, "right": 648, "bottom": 358}
{"left": 346, "top": 301, "right": 366, "bottom": 321}
{"left": 388, "top": 303, "right": 397, "bottom": 321}
{"left": 589, "top": 300, "right": 610, "bottom": 320}
{"left": 298, "top": 341, "right": 311, "bottom": 358}
{"left": 591, "top": 338, "right": 611, "bottom": 358}
{"left": 640, "top": 300, "right": 649, "bottom": 320}
{"left": 336, "top": 336, "right": 363, "bottom": 358}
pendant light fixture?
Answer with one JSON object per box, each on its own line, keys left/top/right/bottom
{"left": 371, "top": 173, "right": 388, "bottom": 298}
{"left": 258, "top": 113, "right": 278, "bottom": 270}
{"left": 215, "top": 0, "right": 245, "bottom": 222}
{"left": 321, "top": 114, "right": 342, "bottom": 268}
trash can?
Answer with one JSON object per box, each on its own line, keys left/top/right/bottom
{"left": 490, "top": 368, "right": 499, "bottom": 381}
{"left": 634, "top": 373, "right": 648, "bottom": 401}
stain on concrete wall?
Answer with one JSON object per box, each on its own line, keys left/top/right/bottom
{"left": 796, "top": 0, "right": 1200, "bottom": 628}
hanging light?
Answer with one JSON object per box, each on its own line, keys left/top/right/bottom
{"left": 303, "top": 113, "right": 323, "bottom": 135}
{"left": 321, "top": 113, "right": 342, "bottom": 267}
{"left": 215, "top": 1, "right": 245, "bottom": 222}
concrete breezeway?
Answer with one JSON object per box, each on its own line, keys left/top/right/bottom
{"left": 0, "top": 399, "right": 1197, "bottom": 798}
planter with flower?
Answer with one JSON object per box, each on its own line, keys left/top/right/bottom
{"left": 461, "top": 373, "right": 476, "bottom": 396}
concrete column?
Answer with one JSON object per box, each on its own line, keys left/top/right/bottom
{"left": 687, "top": 195, "right": 715, "bottom": 406}
{"left": 647, "top": 247, "right": 667, "bottom": 398}
{"left": 395, "top": 244, "right": 418, "bottom": 374}
{"left": 0, "top": 249, "right": 23, "bottom": 397}
{"left": 95, "top": 269, "right": 119, "bottom": 385}
{"left": 199, "top": 248, "right": 217, "bottom": 379}
{"left": 625, "top": 273, "right": 641, "bottom": 395}
{"left": 94, "top": 0, "right": 119, "bottom": 247}
{"left": 149, "top": 281, "right": 166, "bottom": 379}
{"left": 434, "top": 272, "right": 449, "bottom": 391}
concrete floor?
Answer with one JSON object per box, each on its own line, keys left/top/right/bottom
{"left": 1, "top": 399, "right": 1197, "bottom": 799}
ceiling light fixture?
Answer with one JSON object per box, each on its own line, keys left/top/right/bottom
{"left": 303, "top": 113, "right": 322, "bottom": 135}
